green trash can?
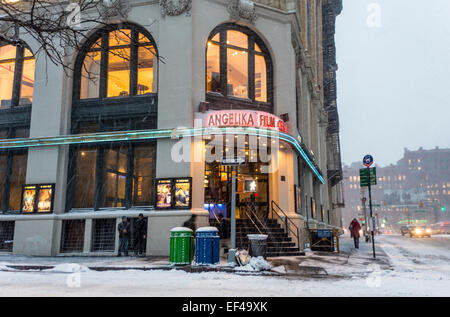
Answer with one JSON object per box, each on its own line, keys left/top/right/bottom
{"left": 169, "top": 227, "right": 194, "bottom": 265}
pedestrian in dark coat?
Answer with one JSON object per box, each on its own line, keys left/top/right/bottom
{"left": 183, "top": 215, "right": 197, "bottom": 232}
{"left": 349, "top": 218, "right": 361, "bottom": 249}
{"left": 118, "top": 216, "right": 131, "bottom": 256}
{"left": 134, "top": 214, "right": 147, "bottom": 256}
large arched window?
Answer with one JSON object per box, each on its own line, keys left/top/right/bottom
{"left": 68, "top": 24, "right": 158, "bottom": 212}
{"left": 0, "top": 44, "right": 35, "bottom": 108}
{"left": 74, "top": 23, "right": 157, "bottom": 101}
{"left": 206, "top": 24, "right": 273, "bottom": 111}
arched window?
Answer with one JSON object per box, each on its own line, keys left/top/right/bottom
{"left": 74, "top": 23, "right": 158, "bottom": 100}
{"left": 68, "top": 24, "right": 158, "bottom": 212}
{"left": 0, "top": 44, "right": 35, "bottom": 108}
{"left": 206, "top": 24, "right": 273, "bottom": 111}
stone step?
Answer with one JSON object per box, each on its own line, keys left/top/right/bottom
{"left": 266, "top": 251, "right": 306, "bottom": 257}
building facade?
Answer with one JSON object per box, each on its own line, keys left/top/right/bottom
{"left": 342, "top": 147, "right": 450, "bottom": 230}
{"left": 0, "top": 0, "right": 344, "bottom": 256}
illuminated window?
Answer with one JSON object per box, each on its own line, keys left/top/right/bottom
{"left": 0, "top": 45, "right": 35, "bottom": 108}
{"left": 206, "top": 24, "right": 272, "bottom": 106}
{"left": 77, "top": 26, "right": 157, "bottom": 100}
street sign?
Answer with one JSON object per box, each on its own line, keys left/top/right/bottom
{"left": 359, "top": 168, "right": 377, "bottom": 187}
{"left": 363, "top": 155, "right": 374, "bottom": 167}
{"left": 221, "top": 157, "right": 246, "bottom": 166}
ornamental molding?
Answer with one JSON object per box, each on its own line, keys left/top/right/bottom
{"left": 160, "top": 0, "right": 192, "bottom": 17}
{"left": 0, "top": 21, "right": 16, "bottom": 40}
{"left": 228, "top": 0, "right": 258, "bottom": 25}
{"left": 99, "top": 0, "right": 132, "bottom": 21}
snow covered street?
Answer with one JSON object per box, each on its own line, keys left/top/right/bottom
{"left": 0, "top": 235, "right": 449, "bottom": 297}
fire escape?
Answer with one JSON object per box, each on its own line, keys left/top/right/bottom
{"left": 323, "top": 0, "right": 345, "bottom": 207}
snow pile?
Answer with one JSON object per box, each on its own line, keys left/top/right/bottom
{"left": 46, "top": 263, "right": 90, "bottom": 273}
{"left": 236, "top": 256, "right": 271, "bottom": 272}
{"left": 0, "top": 264, "right": 13, "bottom": 271}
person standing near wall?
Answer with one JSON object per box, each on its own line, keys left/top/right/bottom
{"left": 134, "top": 214, "right": 147, "bottom": 256}
{"left": 118, "top": 216, "right": 131, "bottom": 257}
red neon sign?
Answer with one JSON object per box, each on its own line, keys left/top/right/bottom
{"left": 203, "top": 110, "right": 288, "bottom": 133}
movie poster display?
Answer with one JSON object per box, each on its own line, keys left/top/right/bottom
{"left": 156, "top": 179, "right": 172, "bottom": 209}
{"left": 21, "top": 184, "right": 55, "bottom": 214}
{"left": 155, "top": 178, "right": 192, "bottom": 210}
{"left": 174, "top": 179, "right": 191, "bottom": 208}
{"left": 22, "top": 186, "right": 37, "bottom": 213}
{"left": 37, "top": 184, "right": 53, "bottom": 212}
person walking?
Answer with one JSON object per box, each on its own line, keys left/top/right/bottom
{"left": 118, "top": 216, "right": 131, "bottom": 257}
{"left": 349, "top": 218, "right": 361, "bottom": 249}
{"left": 134, "top": 214, "right": 147, "bottom": 256}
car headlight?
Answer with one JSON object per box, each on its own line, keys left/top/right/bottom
{"left": 426, "top": 229, "right": 431, "bottom": 233}
{"left": 415, "top": 228, "right": 422, "bottom": 234}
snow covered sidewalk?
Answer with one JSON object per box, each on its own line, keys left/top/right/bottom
{"left": 1, "top": 235, "right": 449, "bottom": 296}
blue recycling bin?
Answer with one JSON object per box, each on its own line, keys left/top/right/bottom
{"left": 195, "top": 227, "right": 220, "bottom": 265}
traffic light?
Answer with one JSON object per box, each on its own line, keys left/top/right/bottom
{"left": 441, "top": 205, "right": 446, "bottom": 212}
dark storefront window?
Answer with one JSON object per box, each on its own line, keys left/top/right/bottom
{"left": 72, "top": 148, "right": 97, "bottom": 209}
{"left": 9, "top": 152, "right": 27, "bottom": 211}
{"left": 0, "top": 155, "right": 6, "bottom": 208}
{"left": 101, "top": 145, "right": 128, "bottom": 208}
{"left": 67, "top": 142, "right": 156, "bottom": 211}
{"left": 0, "top": 149, "right": 28, "bottom": 212}
{"left": 133, "top": 145, "right": 156, "bottom": 206}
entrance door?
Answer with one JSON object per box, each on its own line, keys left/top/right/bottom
{"left": 205, "top": 161, "right": 269, "bottom": 220}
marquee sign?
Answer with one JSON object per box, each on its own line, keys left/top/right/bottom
{"left": 202, "top": 110, "right": 288, "bottom": 133}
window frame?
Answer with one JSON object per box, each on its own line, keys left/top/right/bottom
{"left": 66, "top": 140, "right": 157, "bottom": 212}
{"left": 0, "top": 44, "right": 35, "bottom": 109}
{"left": 72, "top": 23, "right": 159, "bottom": 125}
{"left": 205, "top": 23, "right": 274, "bottom": 113}
{"left": 73, "top": 23, "right": 158, "bottom": 101}
{"left": 0, "top": 147, "right": 28, "bottom": 213}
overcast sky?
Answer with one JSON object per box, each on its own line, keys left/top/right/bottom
{"left": 336, "top": 0, "right": 450, "bottom": 167}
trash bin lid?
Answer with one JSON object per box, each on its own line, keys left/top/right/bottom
{"left": 170, "top": 227, "right": 193, "bottom": 233}
{"left": 196, "top": 226, "right": 219, "bottom": 233}
{"left": 247, "top": 234, "right": 268, "bottom": 240}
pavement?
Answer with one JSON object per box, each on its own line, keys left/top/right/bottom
{"left": 0, "top": 236, "right": 390, "bottom": 278}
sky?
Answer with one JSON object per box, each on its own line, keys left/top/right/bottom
{"left": 336, "top": 0, "right": 450, "bottom": 167}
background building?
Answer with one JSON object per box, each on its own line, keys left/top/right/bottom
{"left": 342, "top": 147, "right": 450, "bottom": 230}
{"left": 0, "top": 0, "right": 344, "bottom": 256}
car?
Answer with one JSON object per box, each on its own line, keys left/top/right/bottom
{"left": 400, "top": 225, "right": 411, "bottom": 236}
{"left": 432, "top": 222, "right": 450, "bottom": 234}
{"left": 409, "top": 226, "right": 432, "bottom": 238}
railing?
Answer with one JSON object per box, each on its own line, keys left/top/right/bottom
{"left": 271, "top": 200, "right": 300, "bottom": 247}
{"left": 207, "top": 204, "right": 221, "bottom": 225}
{"left": 242, "top": 205, "right": 266, "bottom": 235}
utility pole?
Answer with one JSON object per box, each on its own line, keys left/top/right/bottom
{"left": 367, "top": 166, "right": 376, "bottom": 259}
{"left": 362, "top": 154, "right": 376, "bottom": 259}
{"left": 228, "top": 166, "right": 237, "bottom": 266}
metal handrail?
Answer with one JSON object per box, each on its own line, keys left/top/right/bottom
{"left": 208, "top": 204, "right": 220, "bottom": 224}
{"left": 243, "top": 206, "right": 264, "bottom": 235}
{"left": 271, "top": 200, "right": 300, "bottom": 246}
{"left": 248, "top": 203, "right": 268, "bottom": 232}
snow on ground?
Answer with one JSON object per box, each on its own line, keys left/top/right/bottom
{"left": 0, "top": 235, "right": 449, "bottom": 297}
